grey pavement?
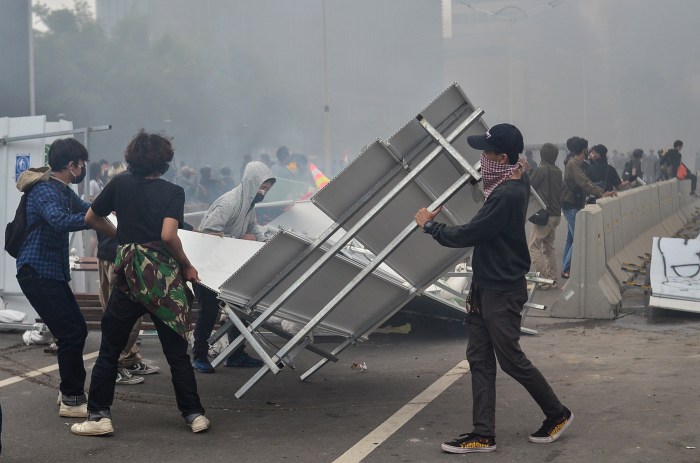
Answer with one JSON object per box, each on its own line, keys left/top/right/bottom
{"left": 1, "top": 300, "right": 700, "bottom": 463}
{"left": 2, "top": 216, "right": 699, "bottom": 462}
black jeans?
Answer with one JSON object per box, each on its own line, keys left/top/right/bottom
{"left": 192, "top": 283, "right": 244, "bottom": 360}
{"left": 686, "top": 172, "right": 697, "bottom": 193}
{"left": 87, "top": 289, "right": 204, "bottom": 418}
{"left": 16, "top": 265, "right": 87, "bottom": 400}
{"left": 466, "top": 280, "right": 564, "bottom": 437}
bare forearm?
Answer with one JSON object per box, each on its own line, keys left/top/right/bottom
{"left": 85, "top": 208, "right": 116, "bottom": 238}
{"left": 163, "top": 234, "right": 193, "bottom": 270}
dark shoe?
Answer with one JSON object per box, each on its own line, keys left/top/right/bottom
{"left": 43, "top": 342, "right": 58, "bottom": 355}
{"left": 225, "top": 352, "right": 263, "bottom": 368}
{"left": 441, "top": 433, "right": 496, "bottom": 454}
{"left": 690, "top": 191, "right": 698, "bottom": 197}
{"left": 560, "top": 271, "right": 570, "bottom": 279}
{"left": 529, "top": 407, "right": 574, "bottom": 443}
{"left": 192, "top": 357, "right": 216, "bottom": 374}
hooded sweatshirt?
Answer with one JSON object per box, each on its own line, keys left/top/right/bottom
{"left": 199, "top": 161, "right": 274, "bottom": 240}
{"left": 17, "top": 166, "right": 51, "bottom": 192}
{"left": 529, "top": 149, "right": 563, "bottom": 216}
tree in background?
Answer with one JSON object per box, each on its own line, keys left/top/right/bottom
{"left": 32, "top": 1, "right": 286, "bottom": 167}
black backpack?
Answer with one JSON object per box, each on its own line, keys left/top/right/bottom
{"left": 4, "top": 191, "right": 43, "bottom": 259}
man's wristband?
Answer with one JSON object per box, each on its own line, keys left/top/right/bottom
{"left": 423, "top": 220, "right": 434, "bottom": 233}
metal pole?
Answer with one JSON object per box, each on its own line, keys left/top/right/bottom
{"left": 582, "top": 57, "right": 587, "bottom": 137}
{"left": 28, "top": 0, "right": 35, "bottom": 116}
{"left": 0, "top": 125, "right": 112, "bottom": 145}
{"left": 322, "top": 0, "right": 332, "bottom": 173}
{"left": 508, "top": 21, "right": 513, "bottom": 122}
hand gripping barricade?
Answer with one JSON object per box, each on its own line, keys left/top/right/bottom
{"left": 209, "top": 84, "right": 493, "bottom": 398}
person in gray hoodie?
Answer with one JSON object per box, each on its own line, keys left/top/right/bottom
{"left": 527, "top": 143, "right": 563, "bottom": 287}
{"left": 191, "top": 161, "right": 276, "bottom": 373}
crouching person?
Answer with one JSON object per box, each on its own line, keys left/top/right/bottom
{"left": 71, "top": 131, "right": 208, "bottom": 436}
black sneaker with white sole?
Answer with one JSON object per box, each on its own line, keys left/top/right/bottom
{"left": 529, "top": 407, "right": 574, "bottom": 443}
{"left": 441, "top": 433, "right": 496, "bottom": 454}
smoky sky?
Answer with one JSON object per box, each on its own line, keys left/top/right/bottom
{"left": 449, "top": 0, "right": 700, "bottom": 160}
{"left": 20, "top": 0, "right": 700, "bottom": 173}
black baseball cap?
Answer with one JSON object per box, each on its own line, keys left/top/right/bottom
{"left": 467, "top": 123, "right": 524, "bottom": 163}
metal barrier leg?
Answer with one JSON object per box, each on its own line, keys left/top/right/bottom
{"left": 210, "top": 304, "right": 280, "bottom": 374}
{"left": 299, "top": 338, "right": 354, "bottom": 382}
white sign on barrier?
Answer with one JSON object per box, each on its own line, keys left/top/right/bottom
{"left": 649, "top": 236, "right": 700, "bottom": 312}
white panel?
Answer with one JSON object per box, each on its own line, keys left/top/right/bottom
{"left": 178, "top": 230, "right": 265, "bottom": 293}
{"left": 650, "top": 237, "right": 700, "bottom": 303}
{"left": 267, "top": 200, "right": 335, "bottom": 240}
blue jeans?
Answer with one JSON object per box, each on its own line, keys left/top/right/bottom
{"left": 16, "top": 265, "right": 87, "bottom": 401}
{"left": 192, "top": 283, "right": 243, "bottom": 360}
{"left": 87, "top": 289, "right": 204, "bottom": 418}
{"left": 561, "top": 208, "right": 579, "bottom": 274}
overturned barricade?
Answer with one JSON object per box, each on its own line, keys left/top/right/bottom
{"left": 197, "top": 84, "right": 491, "bottom": 397}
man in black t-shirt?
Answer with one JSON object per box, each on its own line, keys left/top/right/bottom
{"left": 415, "top": 124, "right": 573, "bottom": 454}
{"left": 72, "top": 131, "right": 208, "bottom": 437}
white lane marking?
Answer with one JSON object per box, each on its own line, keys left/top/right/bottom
{"left": 0, "top": 351, "right": 99, "bottom": 388}
{"left": 333, "top": 360, "right": 470, "bottom": 463}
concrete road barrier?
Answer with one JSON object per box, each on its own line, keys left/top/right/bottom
{"left": 552, "top": 178, "right": 699, "bottom": 319}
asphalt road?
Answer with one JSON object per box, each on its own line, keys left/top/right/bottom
{"left": 1, "top": 300, "right": 700, "bottom": 463}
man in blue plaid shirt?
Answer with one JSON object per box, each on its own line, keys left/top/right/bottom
{"left": 15, "top": 138, "right": 115, "bottom": 419}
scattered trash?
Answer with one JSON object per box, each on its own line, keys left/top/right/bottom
{"left": 686, "top": 446, "right": 696, "bottom": 449}
{"left": 351, "top": 361, "right": 367, "bottom": 372}
{"left": 23, "top": 323, "right": 52, "bottom": 345}
{"left": 374, "top": 323, "right": 411, "bottom": 335}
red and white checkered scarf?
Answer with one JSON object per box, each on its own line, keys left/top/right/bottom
{"left": 481, "top": 153, "right": 527, "bottom": 200}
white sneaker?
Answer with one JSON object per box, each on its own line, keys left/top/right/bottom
{"left": 116, "top": 368, "right": 145, "bottom": 385}
{"left": 71, "top": 418, "right": 114, "bottom": 436}
{"left": 125, "top": 362, "right": 160, "bottom": 375}
{"left": 190, "top": 415, "right": 210, "bottom": 433}
{"left": 59, "top": 402, "right": 88, "bottom": 418}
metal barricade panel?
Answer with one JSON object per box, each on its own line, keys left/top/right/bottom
{"left": 218, "top": 231, "right": 410, "bottom": 338}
